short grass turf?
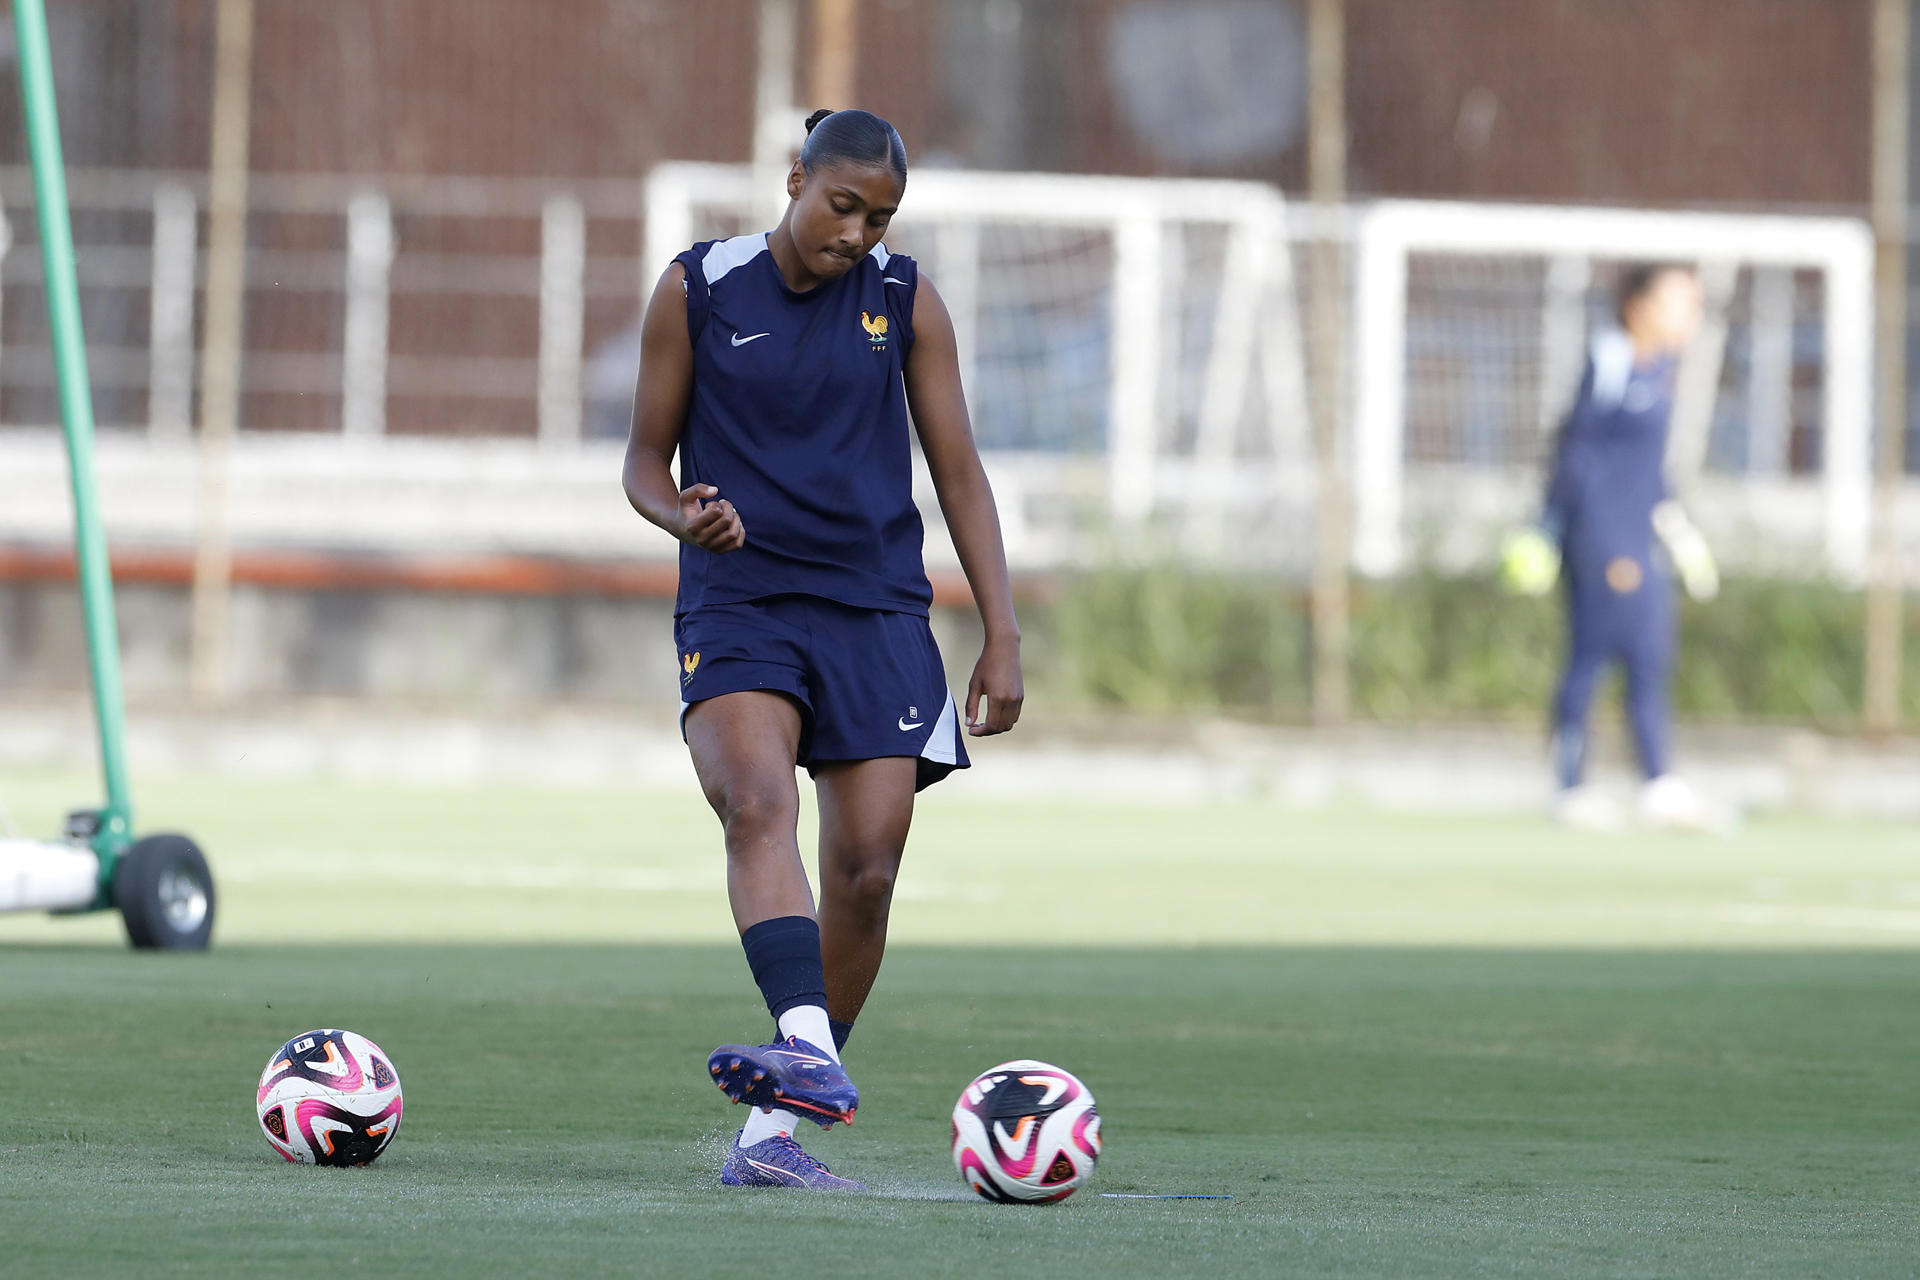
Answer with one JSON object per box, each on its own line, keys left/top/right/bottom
{"left": 2, "top": 773, "right": 1918, "bottom": 1277}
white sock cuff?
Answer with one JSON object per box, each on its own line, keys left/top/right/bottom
{"left": 740, "top": 1105, "right": 800, "bottom": 1146}
{"left": 776, "top": 1004, "right": 841, "bottom": 1063}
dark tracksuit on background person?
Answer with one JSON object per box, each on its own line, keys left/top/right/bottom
{"left": 1542, "top": 329, "right": 1679, "bottom": 791}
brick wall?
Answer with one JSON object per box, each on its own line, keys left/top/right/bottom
{"left": 2, "top": 0, "right": 1874, "bottom": 205}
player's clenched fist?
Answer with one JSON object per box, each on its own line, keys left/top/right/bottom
{"left": 965, "top": 634, "right": 1024, "bottom": 737}
{"left": 677, "top": 484, "right": 746, "bottom": 553}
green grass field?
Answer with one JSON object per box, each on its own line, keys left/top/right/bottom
{"left": 3, "top": 770, "right": 1918, "bottom": 1277}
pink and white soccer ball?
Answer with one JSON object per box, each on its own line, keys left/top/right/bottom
{"left": 255, "top": 1028, "right": 404, "bottom": 1166}
{"left": 951, "top": 1059, "right": 1102, "bottom": 1202}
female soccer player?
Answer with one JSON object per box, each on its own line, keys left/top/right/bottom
{"left": 622, "top": 109, "right": 1023, "bottom": 1189}
{"left": 1506, "top": 264, "right": 1721, "bottom": 830}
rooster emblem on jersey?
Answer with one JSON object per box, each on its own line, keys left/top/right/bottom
{"left": 861, "top": 311, "right": 889, "bottom": 346}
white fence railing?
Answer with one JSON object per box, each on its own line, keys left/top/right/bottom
{"left": 0, "top": 167, "right": 646, "bottom": 440}
{"left": 0, "top": 165, "right": 1901, "bottom": 581}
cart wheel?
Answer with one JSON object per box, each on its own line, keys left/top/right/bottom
{"left": 113, "top": 834, "right": 215, "bottom": 951}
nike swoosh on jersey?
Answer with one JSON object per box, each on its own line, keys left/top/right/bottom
{"left": 898, "top": 718, "right": 924, "bottom": 731}
{"left": 731, "top": 331, "right": 771, "bottom": 347}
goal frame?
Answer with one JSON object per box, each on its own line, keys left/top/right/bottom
{"left": 1352, "top": 199, "right": 1875, "bottom": 579}
{"left": 644, "top": 162, "right": 1307, "bottom": 535}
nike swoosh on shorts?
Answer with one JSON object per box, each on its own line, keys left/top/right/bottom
{"left": 731, "top": 332, "right": 771, "bottom": 347}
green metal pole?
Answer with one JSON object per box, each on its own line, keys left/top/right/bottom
{"left": 13, "top": 0, "right": 136, "bottom": 871}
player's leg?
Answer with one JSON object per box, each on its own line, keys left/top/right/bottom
{"left": 675, "top": 601, "right": 860, "bottom": 1153}
{"left": 1620, "top": 619, "right": 1673, "bottom": 786}
{"left": 1623, "top": 586, "right": 1715, "bottom": 828}
{"left": 688, "top": 692, "right": 862, "bottom": 1188}
{"left": 1550, "top": 584, "right": 1620, "bottom": 827}
{"left": 814, "top": 756, "right": 918, "bottom": 1047}
{"left": 799, "top": 600, "right": 968, "bottom": 1052}
{"left": 1550, "top": 649, "right": 1602, "bottom": 787}
{"left": 676, "top": 601, "right": 817, "bottom": 932}
{"left": 689, "top": 693, "right": 858, "bottom": 1128}
{"left": 684, "top": 690, "right": 811, "bottom": 931}
{"left": 1551, "top": 604, "right": 1606, "bottom": 790}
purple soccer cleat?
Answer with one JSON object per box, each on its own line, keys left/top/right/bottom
{"left": 718, "top": 1129, "right": 864, "bottom": 1190}
{"left": 707, "top": 1036, "right": 858, "bottom": 1128}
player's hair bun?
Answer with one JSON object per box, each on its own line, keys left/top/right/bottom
{"left": 804, "top": 109, "right": 835, "bottom": 134}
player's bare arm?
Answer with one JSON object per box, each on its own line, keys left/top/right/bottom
{"left": 905, "top": 273, "right": 1023, "bottom": 737}
{"left": 621, "top": 261, "right": 746, "bottom": 554}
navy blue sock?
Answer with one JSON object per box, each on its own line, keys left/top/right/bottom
{"left": 829, "top": 1018, "right": 854, "bottom": 1052}
{"left": 739, "top": 915, "right": 827, "bottom": 1021}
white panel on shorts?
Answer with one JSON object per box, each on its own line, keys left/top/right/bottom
{"left": 702, "top": 232, "right": 770, "bottom": 286}
{"left": 920, "top": 692, "right": 959, "bottom": 767}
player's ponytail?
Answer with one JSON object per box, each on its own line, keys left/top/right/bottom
{"left": 799, "top": 108, "right": 908, "bottom": 187}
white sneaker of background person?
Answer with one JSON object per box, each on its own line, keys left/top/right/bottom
{"left": 1638, "top": 774, "right": 1726, "bottom": 832}
{"left": 1553, "top": 784, "right": 1626, "bottom": 831}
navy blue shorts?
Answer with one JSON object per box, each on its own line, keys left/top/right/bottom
{"left": 675, "top": 594, "right": 970, "bottom": 792}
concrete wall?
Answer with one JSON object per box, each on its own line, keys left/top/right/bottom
{"left": 0, "top": 579, "right": 987, "bottom": 712}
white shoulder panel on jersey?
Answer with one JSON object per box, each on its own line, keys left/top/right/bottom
{"left": 702, "top": 233, "right": 770, "bottom": 287}
{"left": 870, "top": 241, "right": 890, "bottom": 270}
{"left": 1588, "top": 329, "right": 1634, "bottom": 410}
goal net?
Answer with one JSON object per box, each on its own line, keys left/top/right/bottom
{"left": 644, "top": 163, "right": 1309, "bottom": 569}
{"left": 1352, "top": 200, "right": 1874, "bottom": 580}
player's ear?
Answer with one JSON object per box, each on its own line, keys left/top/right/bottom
{"left": 786, "top": 161, "right": 806, "bottom": 201}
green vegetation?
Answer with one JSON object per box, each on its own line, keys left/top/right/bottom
{"left": 1035, "top": 566, "right": 1920, "bottom": 727}
{"left": 2, "top": 774, "right": 1918, "bottom": 1277}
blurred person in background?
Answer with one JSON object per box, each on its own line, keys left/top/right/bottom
{"left": 622, "top": 109, "right": 1023, "bottom": 1189}
{"left": 1503, "top": 265, "right": 1724, "bottom": 831}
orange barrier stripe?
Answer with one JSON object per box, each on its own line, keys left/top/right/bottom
{"left": 0, "top": 543, "right": 1054, "bottom": 608}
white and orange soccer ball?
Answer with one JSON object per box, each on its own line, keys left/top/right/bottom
{"left": 255, "top": 1028, "right": 404, "bottom": 1166}
{"left": 951, "top": 1059, "right": 1101, "bottom": 1202}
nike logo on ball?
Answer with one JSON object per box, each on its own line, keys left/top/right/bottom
{"left": 731, "top": 331, "right": 771, "bottom": 347}
{"left": 898, "top": 717, "right": 924, "bottom": 731}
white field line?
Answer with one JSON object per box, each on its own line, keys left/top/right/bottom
{"left": 210, "top": 853, "right": 1920, "bottom": 930}
{"left": 218, "top": 859, "right": 712, "bottom": 894}
{"left": 1709, "top": 903, "right": 1920, "bottom": 934}
{"left": 219, "top": 853, "right": 1000, "bottom": 902}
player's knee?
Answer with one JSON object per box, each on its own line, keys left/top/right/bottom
{"left": 849, "top": 861, "right": 897, "bottom": 912}
{"left": 828, "top": 851, "right": 900, "bottom": 916}
{"left": 715, "top": 782, "right": 797, "bottom": 845}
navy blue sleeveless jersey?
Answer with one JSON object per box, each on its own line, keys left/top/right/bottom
{"left": 672, "top": 233, "right": 931, "bottom": 616}
{"left": 1542, "top": 330, "right": 1677, "bottom": 578}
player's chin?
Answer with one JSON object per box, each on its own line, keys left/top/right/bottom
{"left": 816, "top": 247, "right": 861, "bottom": 277}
